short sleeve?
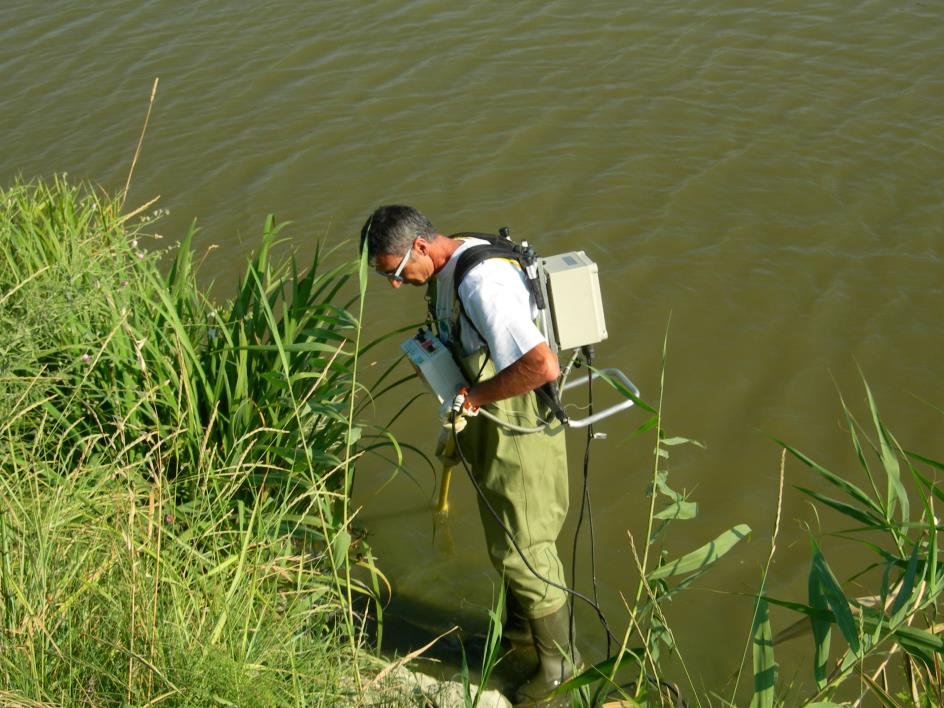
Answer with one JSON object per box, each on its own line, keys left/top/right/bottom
{"left": 457, "top": 259, "right": 546, "bottom": 372}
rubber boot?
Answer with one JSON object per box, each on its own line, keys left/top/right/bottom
{"left": 503, "top": 587, "right": 534, "bottom": 651}
{"left": 513, "top": 605, "right": 581, "bottom": 707}
{"left": 497, "top": 588, "right": 539, "bottom": 696}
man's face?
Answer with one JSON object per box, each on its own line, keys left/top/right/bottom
{"left": 374, "top": 239, "right": 432, "bottom": 288}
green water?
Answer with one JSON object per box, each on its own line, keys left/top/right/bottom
{"left": 2, "top": 1, "right": 942, "bottom": 698}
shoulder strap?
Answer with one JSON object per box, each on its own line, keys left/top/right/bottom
{"left": 448, "top": 233, "right": 519, "bottom": 301}
{"left": 453, "top": 245, "right": 522, "bottom": 299}
{"left": 446, "top": 233, "right": 516, "bottom": 348}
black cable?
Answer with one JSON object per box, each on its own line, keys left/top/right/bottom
{"left": 569, "top": 346, "right": 608, "bottom": 663}
{"left": 582, "top": 346, "right": 611, "bottom": 658}
{"left": 583, "top": 354, "right": 602, "bottom": 607}
{"left": 585, "top": 463, "right": 604, "bottom": 652}
{"left": 568, "top": 443, "right": 588, "bottom": 655}
{"left": 452, "top": 394, "right": 621, "bottom": 650}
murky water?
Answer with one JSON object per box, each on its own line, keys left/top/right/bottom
{"left": 3, "top": 1, "right": 942, "bottom": 699}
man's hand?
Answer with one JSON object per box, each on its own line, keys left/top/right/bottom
{"left": 450, "top": 387, "right": 479, "bottom": 418}
{"left": 435, "top": 387, "right": 477, "bottom": 467}
{"left": 438, "top": 387, "right": 478, "bottom": 427}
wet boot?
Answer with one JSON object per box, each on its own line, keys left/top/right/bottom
{"left": 498, "top": 588, "right": 539, "bottom": 693}
{"left": 502, "top": 587, "right": 534, "bottom": 651}
{"left": 513, "top": 605, "right": 581, "bottom": 707}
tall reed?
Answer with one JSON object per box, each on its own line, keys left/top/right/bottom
{"left": 0, "top": 177, "right": 385, "bottom": 703}
{"left": 745, "top": 378, "right": 943, "bottom": 706}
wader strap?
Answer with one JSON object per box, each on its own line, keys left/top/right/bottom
{"left": 451, "top": 234, "right": 546, "bottom": 313}
{"left": 427, "top": 273, "right": 490, "bottom": 385}
{"left": 425, "top": 279, "right": 436, "bottom": 329}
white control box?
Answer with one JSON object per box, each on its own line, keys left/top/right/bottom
{"left": 541, "top": 251, "right": 608, "bottom": 351}
{"left": 400, "top": 329, "right": 469, "bottom": 403}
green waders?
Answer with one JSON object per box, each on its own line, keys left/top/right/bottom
{"left": 455, "top": 350, "right": 569, "bottom": 620}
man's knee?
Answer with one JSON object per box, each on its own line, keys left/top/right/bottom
{"left": 499, "top": 545, "right": 567, "bottom": 617}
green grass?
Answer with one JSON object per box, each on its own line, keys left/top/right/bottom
{"left": 0, "top": 177, "right": 387, "bottom": 704}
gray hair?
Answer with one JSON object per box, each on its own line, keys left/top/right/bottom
{"left": 359, "top": 205, "right": 437, "bottom": 263}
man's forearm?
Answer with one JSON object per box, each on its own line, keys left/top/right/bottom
{"left": 465, "top": 342, "right": 559, "bottom": 409}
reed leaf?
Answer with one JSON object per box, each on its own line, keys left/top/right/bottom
{"left": 810, "top": 537, "right": 860, "bottom": 655}
{"left": 887, "top": 625, "right": 944, "bottom": 671}
{"left": 659, "top": 435, "right": 704, "bottom": 448}
{"left": 906, "top": 449, "right": 944, "bottom": 474}
{"left": 889, "top": 539, "right": 923, "bottom": 623}
{"left": 856, "top": 671, "right": 900, "bottom": 708}
{"left": 592, "top": 368, "right": 657, "bottom": 414}
{"left": 647, "top": 524, "right": 751, "bottom": 581}
{"left": 555, "top": 649, "right": 645, "bottom": 694}
{"left": 929, "top": 510, "right": 940, "bottom": 597}
{"left": 761, "top": 594, "right": 944, "bottom": 656}
{"left": 653, "top": 500, "right": 698, "bottom": 521}
{"left": 807, "top": 557, "right": 833, "bottom": 688}
{"left": 794, "top": 487, "right": 886, "bottom": 529}
{"left": 905, "top": 453, "right": 944, "bottom": 506}
{"left": 776, "top": 438, "right": 883, "bottom": 519}
{"left": 748, "top": 597, "right": 776, "bottom": 708}
{"left": 863, "top": 377, "right": 909, "bottom": 524}
{"left": 839, "top": 397, "right": 883, "bottom": 509}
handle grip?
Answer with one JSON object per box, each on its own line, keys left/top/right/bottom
{"left": 561, "top": 368, "right": 640, "bottom": 429}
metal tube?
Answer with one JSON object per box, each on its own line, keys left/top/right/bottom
{"left": 477, "top": 367, "right": 640, "bottom": 433}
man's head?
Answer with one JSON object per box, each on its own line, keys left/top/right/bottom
{"left": 360, "top": 205, "right": 440, "bottom": 287}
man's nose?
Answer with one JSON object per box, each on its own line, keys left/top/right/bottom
{"left": 389, "top": 279, "right": 402, "bottom": 289}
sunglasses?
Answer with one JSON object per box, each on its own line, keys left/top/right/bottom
{"left": 378, "top": 243, "right": 413, "bottom": 283}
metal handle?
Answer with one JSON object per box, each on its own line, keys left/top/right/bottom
{"left": 561, "top": 368, "right": 640, "bottom": 429}
{"left": 476, "top": 367, "right": 641, "bottom": 434}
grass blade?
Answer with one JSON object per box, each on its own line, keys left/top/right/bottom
{"left": 748, "top": 597, "right": 776, "bottom": 708}
{"left": 647, "top": 524, "right": 751, "bottom": 581}
{"left": 794, "top": 487, "right": 886, "bottom": 529}
{"left": 862, "top": 377, "right": 909, "bottom": 524}
{"left": 555, "top": 649, "right": 645, "bottom": 694}
{"left": 810, "top": 537, "right": 860, "bottom": 655}
{"left": 889, "top": 539, "right": 921, "bottom": 623}
{"left": 776, "top": 438, "right": 883, "bottom": 519}
{"left": 808, "top": 560, "right": 832, "bottom": 688}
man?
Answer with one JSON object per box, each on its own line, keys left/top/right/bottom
{"left": 360, "top": 205, "right": 580, "bottom": 706}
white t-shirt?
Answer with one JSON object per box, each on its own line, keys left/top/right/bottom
{"left": 434, "top": 238, "right": 546, "bottom": 372}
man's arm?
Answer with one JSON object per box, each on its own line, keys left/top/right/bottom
{"left": 464, "top": 341, "right": 559, "bottom": 409}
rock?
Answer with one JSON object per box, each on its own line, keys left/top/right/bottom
{"left": 364, "top": 664, "right": 512, "bottom": 707}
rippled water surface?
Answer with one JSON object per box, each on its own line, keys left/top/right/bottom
{"left": 3, "top": 0, "right": 942, "bottom": 698}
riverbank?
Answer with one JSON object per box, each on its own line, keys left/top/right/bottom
{"left": 0, "top": 177, "right": 386, "bottom": 704}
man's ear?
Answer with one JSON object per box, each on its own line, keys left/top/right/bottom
{"left": 414, "top": 237, "right": 429, "bottom": 255}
